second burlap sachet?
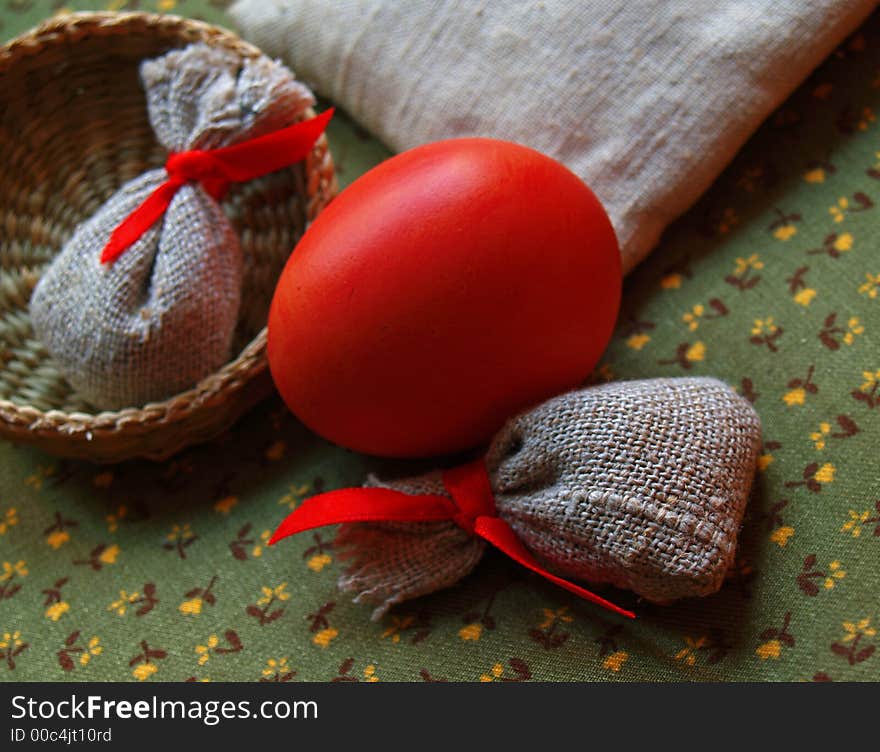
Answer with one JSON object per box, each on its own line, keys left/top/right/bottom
{"left": 29, "top": 44, "right": 318, "bottom": 410}
{"left": 272, "top": 377, "right": 762, "bottom": 619}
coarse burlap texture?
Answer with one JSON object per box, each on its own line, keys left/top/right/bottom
{"left": 29, "top": 43, "right": 315, "bottom": 410}
{"left": 230, "top": 0, "right": 875, "bottom": 274}
{"left": 337, "top": 377, "right": 762, "bottom": 619}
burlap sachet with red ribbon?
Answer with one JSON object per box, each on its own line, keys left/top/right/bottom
{"left": 272, "top": 377, "right": 762, "bottom": 619}
{"left": 29, "top": 44, "right": 330, "bottom": 409}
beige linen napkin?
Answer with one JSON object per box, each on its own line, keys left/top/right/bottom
{"left": 231, "top": 0, "right": 875, "bottom": 273}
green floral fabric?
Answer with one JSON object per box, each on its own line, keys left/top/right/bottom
{"left": 1, "top": 1, "right": 878, "bottom": 682}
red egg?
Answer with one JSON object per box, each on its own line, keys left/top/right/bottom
{"left": 268, "top": 138, "right": 621, "bottom": 457}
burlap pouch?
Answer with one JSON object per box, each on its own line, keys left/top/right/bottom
{"left": 329, "top": 377, "right": 762, "bottom": 618}
{"left": 29, "top": 44, "right": 314, "bottom": 409}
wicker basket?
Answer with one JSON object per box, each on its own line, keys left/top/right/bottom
{"left": 0, "top": 12, "right": 337, "bottom": 463}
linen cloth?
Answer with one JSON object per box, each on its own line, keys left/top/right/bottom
{"left": 230, "top": 0, "right": 875, "bottom": 273}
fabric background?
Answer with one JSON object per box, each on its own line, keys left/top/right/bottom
{"left": 230, "top": 0, "right": 875, "bottom": 274}
{"left": 0, "top": 1, "right": 878, "bottom": 682}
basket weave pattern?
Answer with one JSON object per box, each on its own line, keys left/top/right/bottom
{"left": 0, "top": 12, "right": 337, "bottom": 462}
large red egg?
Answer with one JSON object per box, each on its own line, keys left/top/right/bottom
{"left": 268, "top": 138, "right": 621, "bottom": 457}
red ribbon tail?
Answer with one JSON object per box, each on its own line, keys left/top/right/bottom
{"left": 474, "top": 516, "right": 636, "bottom": 620}
{"left": 269, "top": 487, "right": 455, "bottom": 545}
{"left": 210, "top": 107, "right": 335, "bottom": 181}
{"left": 100, "top": 178, "right": 184, "bottom": 264}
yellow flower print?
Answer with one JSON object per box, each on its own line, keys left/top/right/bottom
{"left": 312, "top": 628, "right": 339, "bottom": 648}
{"left": 769, "top": 526, "right": 794, "bottom": 547}
{"left": 756, "top": 613, "right": 793, "bottom": 661}
{"left": 674, "top": 635, "right": 707, "bottom": 666}
{"left": 831, "top": 619, "right": 878, "bottom": 665}
{"left": 306, "top": 552, "right": 332, "bottom": 571}
{"left": 132, "top": 663, "right": 158, "bottom": 681}
{"left": 251, "top": 530, "right": 272, "bottom": 559}
{"left": 79, "top": 637, "right": 102, "bottom": 667}
{"left": 257, "top": 583, "right": 290, "bottom": 608}
{"left": 841, "top": 317, "right": 864, "bottom": 346}
{"left": 810, "top": 422, "right": 831, "bottom": 450}
{"left": 45, "top": 602, "right": 70, "bottom": 621}
{"left": 773, "top": 224, "right": 797, "bottom": 241}
{"left": 25, "top": 465, "right": 55, "bottom": 491}
{"left": 782, "top": 367, "right": 816, "bottom": 407}
{"left": 734, "top": 254, "right": 764, "bottom": 275}
{"left": 164, "top": 523, "right": 197, "bottom": 558}
{"left": 195, "top": 635, "right": 219, "bottom": 666}
{"left": 858, "top": 106, "right": 876, "bottom": 131}
{"left": 829, "top": 196, "right": 848, "bottom": 222}
{"left": 1, "top": 560, "right": 27, "bottom": 581}
{"left": 0, "top": 629, "right": 26, "bottom": 669}
{"left": 685, "top": 341, "right": 705, "bottom": 362}
{"left": 166, "top": 523, "right": 193, "bottom": 543}
{"left": 108, "top": 590, "right": 140, "bottom": 617}
{"left": 603, "top": 650, "right": 629, "bottom": 672}
{"left": 751, "top": 317, "right": 778, "bottom": 337}
{"left": 833, "top": 232, "right": 853, "bottom": 252}
{"left": 783, "top": 387, "right": 805, "bottom": 406}
{"left": 0, "top": 630, "right": 24, "bottom": 650}
{"left": 0, "top": 630, "right": 27, "bottom": 670}
{"left": 382, "top": 615, "right": 416, "bottom": 644}
{"left": 46, "top": 530, "right": 69, "bottom": 550}
{"left": 213, "top": 495, "right": 238, "bottom": 515}
{"left": 824, "top": 561, "right": 845, "bottom": 590}
{"left": 480, "top": 663, "right": 505, "bottom": 682}
{"left": 249, "top": 579, "right": 288, "bottom": 625}
{"left": 363, "top": 664, "right": 379, "bottom": 682}
{"left": 538, "top": 607, "right": 573, "bottom": 630}
{"left": 44, "top": 512, "right": 76, "bottom": 549}
{"left": 841, "top": 510, "right": 872, "bottom": 538}
{"left": 813, "top": 463, "right": 836, "bottom": 485}
{"left": 755, "top": 639, "right": 781, "bottom": 660}
{"left": 459, "top": 623, "right": 482, "bottom": 642}
{"left": 793, "top": 288, "right": 817, "bottom": 306}
{"left": 263, "top": 657, "right": 287, "bottom": 677}
{"left": 105, "top": 505, "right": 127, "bottom": 533}
{"left": 157, "top": 0, "right": 177, "bottom": 11}
{"left": 750, "top": 317, "right": 783, "bottom": 352}
{"left": 263, "top": 656, "right": 296, "bottom": 681}
{"left": 756, "top": 452, "right": 774, "bottom": 471}
{"left": 97, "top": 544, "right": 120, "bottom": 565}
{"left": 660, "top": 273, "right": 682, "bottom": 289}
{"left": 682, "top": 304, "right": 704, "bottom": 332}
{"left": 860, "top": 369, "right": 880, "bottom": 392}
{"left": 841, "top": 618, "right": 876, "bottom": 643}
{"left": 626, "top": 333, "right": 650, "bottom": 350}
{"left": 179, "top": 598, "right": 202, "bottom": 615}
{"left": 278, "top": 483, "right": 311, "bottom": 511}
{"left": 0, "top": 508, "right": 18, "bottom": 535}
{"left": 858, "top": 272, "right": 879, "bottom": 299}
{"left": 803, "top": 166, "right": 827, "bottom": 183}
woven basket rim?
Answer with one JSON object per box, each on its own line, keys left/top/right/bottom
{"left": 0, "top": 11, "right": 261, "bottom": 71}
{"left": 0, "top": 11, "right": 332, "bottom": 447}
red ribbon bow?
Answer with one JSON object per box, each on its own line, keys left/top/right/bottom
{"left": 100, "top": 108, "right": 334, "bottom": 264}
{"left": 271, "top": 459, "right": 635, "bottom": 619}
